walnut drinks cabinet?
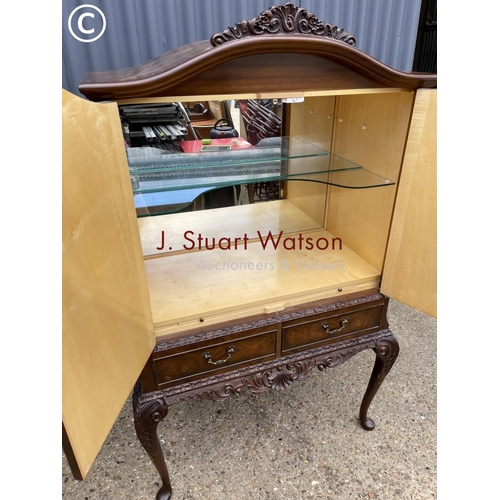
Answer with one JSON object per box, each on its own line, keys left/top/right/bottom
{"left": 62, "top": 4, "right": 437, "bottom": 499}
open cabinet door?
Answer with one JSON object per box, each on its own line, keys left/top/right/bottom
{"left": 62, "top": 90, "right": 155, "bottom": 479}
{"left": 381, "top": 89, "right": 437, "bottom": 317}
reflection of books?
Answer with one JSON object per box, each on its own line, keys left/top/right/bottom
{"left": 179, "top": 138, "right": 252, "bottom": 153}
{"left": 200, "top": 145, "right": 232, "bottom": 152}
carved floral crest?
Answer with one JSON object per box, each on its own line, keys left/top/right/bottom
{"left": 210, "top": 2, "right": 356, "bottom": 46}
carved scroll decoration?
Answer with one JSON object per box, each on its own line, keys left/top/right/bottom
{"left": 133, "top": 385, "right": 169, "bottom": 453}
{"left": 139, "top": 330, "right": 397, "bottom": 407}
{"left": 133, "top": 385, "right": 173, "bottom": 499}
{"left": 210, "top": 2, "right": 356, "bottom": 47}
{"left": 374, "top": 337, "right": 400, "bottom": 376}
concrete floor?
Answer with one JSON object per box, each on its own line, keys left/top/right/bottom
{"left": 62, "top": 299, "right": 436, "bottom": 500}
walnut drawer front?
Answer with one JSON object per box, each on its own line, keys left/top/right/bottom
{"left": 281, "top": 304, "right": 383, "bottom": 354}
{"left": 154, "top": 327, "right": 277, "bottom": 388}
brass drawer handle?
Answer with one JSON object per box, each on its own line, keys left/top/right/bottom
{"left": 203, "top": 345, "right": 237, "bottom": 365}
{"left": 321, "top": 318, "right": 349, "bottom": 334}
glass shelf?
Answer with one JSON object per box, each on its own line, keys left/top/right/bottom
{"left": 127, "top": 137, "right": 328, "bottom": 172}
{"left": 127, "top": 137, "right": 394, "bottom": 214}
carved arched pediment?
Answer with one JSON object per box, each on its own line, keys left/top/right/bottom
{"left": 79, "top": 3, "right": 436, "bottom": 101}
{"left": 210, "top": 2, "right": 356, "bottom": 46}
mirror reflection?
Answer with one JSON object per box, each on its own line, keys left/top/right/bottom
{"left": 119, "top": 99, "right": 283, "bottom": 215}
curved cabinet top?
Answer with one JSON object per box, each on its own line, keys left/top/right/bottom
{"left": 79, "top": 2, "right": 437, "bottom": 101}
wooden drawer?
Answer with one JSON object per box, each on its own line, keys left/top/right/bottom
{"left": 153, "top": 326, "right": 277, "bottom": 388}
{"left": 282, "top": 303, "right": 383, "bottom": 354}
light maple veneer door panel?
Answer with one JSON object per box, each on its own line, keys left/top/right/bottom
{"left": 62, "top": 90, "right": 155, "bottom": 479}
{"left": 326, "top": 91, "right": 415, "bottom": 272}
{"left": 381, "top": 89, "right": 437, "bottom": 317}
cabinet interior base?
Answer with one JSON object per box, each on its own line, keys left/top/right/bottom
{"left": 139, "top": 201, "right": 381, "bottom": 337}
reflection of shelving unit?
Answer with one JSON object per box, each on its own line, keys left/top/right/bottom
{"left": 64, "top": 4, "right": 437, "bottom": 498}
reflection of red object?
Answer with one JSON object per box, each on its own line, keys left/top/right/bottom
{"left": 179, "top": 138, "right": 252, "bottom": 153}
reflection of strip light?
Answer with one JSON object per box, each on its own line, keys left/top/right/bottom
{"left": 281, "top": 97, "right": 305, "bottom": 103}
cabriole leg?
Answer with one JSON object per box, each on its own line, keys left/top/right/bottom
{"left": 359, "top": 334, "right": 400, "bottom": 431}
{"left": 133, "top": 386, "right": 172, "bottom": 500}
